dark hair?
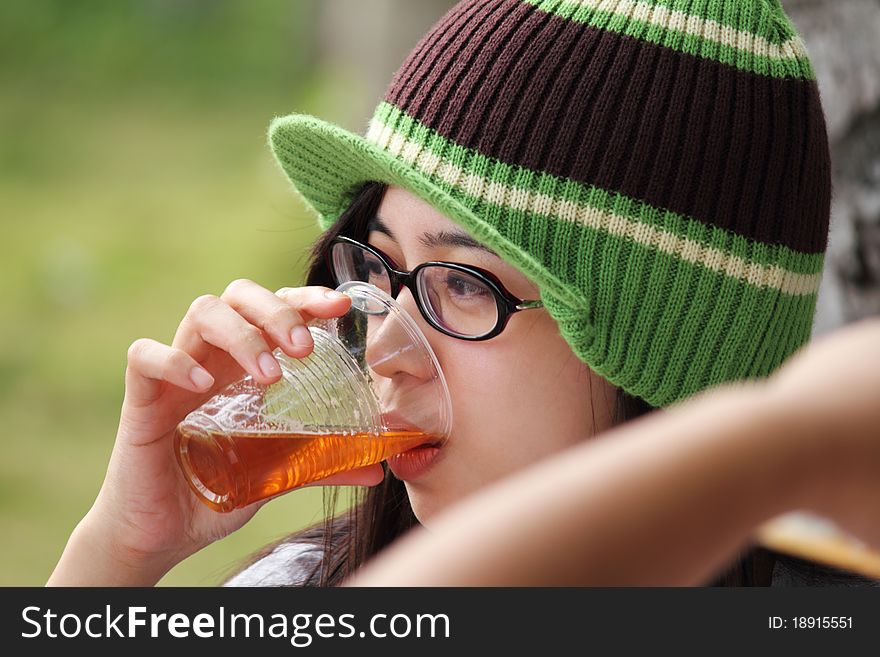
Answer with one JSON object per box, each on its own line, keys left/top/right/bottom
{"left": 229, "top": 181, "right": 773, "bottom": 586}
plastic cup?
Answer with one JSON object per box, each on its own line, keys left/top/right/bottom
{"left": 173, "top": 281, "right": 452, "bottom": 512}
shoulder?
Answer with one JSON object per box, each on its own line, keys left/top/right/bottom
{"left": 223, "top": 541, "right": 324, "bottom": 587}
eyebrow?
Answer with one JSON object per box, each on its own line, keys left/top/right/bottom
{"left": 367, "top": 215, "right": 499, "bottom": 257}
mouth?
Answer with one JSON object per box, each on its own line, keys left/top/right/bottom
{"left": 386, "top": 439, "right": 445, "bottom": 481}
{"left": 380, "top": 410, "right": 447, "bottom": 482}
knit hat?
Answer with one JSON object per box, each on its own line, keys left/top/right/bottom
{"left": 269, "top": 0, "right": 830, "bottom": 408}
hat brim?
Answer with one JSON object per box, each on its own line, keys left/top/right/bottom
{"left": 268, "top": 113, "right": 585, "bottom": 310}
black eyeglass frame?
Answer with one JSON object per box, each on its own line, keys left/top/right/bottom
{"left": 327, "top": 235, "right": 544, "bottom": 341}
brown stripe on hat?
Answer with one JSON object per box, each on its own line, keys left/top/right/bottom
{"left": 388, "top": 0, "right": 494, "bottom": 112}
{"left": 383, "top": 0, "right": 830, "bottom": 254}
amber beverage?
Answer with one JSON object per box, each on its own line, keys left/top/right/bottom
{"left": 175, "top": 424, "right": 432, "bottom": 512}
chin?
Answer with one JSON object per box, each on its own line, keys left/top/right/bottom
{"left": 404, "top": 486, "right": 449, "bottom": 528}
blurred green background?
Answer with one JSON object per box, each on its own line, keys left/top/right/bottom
{"left": 0, "top": 0, "right": 451, "bottom": 585}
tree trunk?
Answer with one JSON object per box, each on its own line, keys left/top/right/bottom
{"left": 784, "top": 0, "right": 880, "bottom": 334}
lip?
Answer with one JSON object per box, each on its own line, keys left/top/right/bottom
{"left": 380, "top": 409, "right": 447, "bottom": 481}
{"left": 387, "top": 442, "right": 444, "bottom": 481}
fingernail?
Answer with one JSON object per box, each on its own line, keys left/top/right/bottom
{"left": 258, "top": 351, "right": 281, "bottom": 378}
{"left": 291, "top": 325, "right": 313, "bottom": 349}
{"left": 323, "top": 290, "right": 349, "bottom": 300}
{"left": 189, "top": 366, "right": 214, "bottom": 390}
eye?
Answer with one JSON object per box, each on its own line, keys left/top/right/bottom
{"left": 446, "top": 272, "right": 492, "bottom": 299}
{"left": 364, "top": 258, "right": 384, "bottom": 276}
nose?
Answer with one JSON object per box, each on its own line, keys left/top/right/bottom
{"left": 365, "top": 287, "right": 437, "bottom": 381}
{"left": 364, "top": 286, "right": 452, "bottom": 437}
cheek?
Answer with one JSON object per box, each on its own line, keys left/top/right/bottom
{"left": 441, "top": 326, "right": 594, "bottom": 456}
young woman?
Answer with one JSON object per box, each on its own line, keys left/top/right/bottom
{"left": 49, "top": 0, "right": 873, "bottom": 586}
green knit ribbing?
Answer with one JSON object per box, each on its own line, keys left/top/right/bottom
{"left": 449, "top": 179, "right": 819, "bottom": 404}
{"left": 601, "top": 0, "right": 798, "bottom": 42}
{"left": 541, "top": 249, "right": 817, "bottom": 406}
{"left": 523, "top": 0, "right": 814, "bottom": 80}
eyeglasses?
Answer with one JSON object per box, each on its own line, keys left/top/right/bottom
{"left": 327, "top": 236, "right": 544, "bottom": 341}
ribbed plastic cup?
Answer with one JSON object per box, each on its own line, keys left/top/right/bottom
{"left": 173, "top": 281, "right": 452, "bottom": 512}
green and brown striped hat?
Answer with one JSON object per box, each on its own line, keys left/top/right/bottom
{"left": 269, "top": 0, "right": 830, "bottom": 407}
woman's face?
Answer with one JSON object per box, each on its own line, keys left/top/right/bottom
{"left": 367, "top": 186, "right": 616, "bottom": 524}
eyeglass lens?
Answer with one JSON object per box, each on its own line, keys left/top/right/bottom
{"left": 330, "top": 241, "right": 499, "bottom": 338}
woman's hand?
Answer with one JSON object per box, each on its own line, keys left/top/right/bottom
{"left": 48, "top": 280, "right": 384, "bottom": 585}
{"left": 762, "top": 317, "right": 880, "bottom": 548}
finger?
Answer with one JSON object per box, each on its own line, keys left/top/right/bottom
{"left": 125, "top": 338, "right": 215, "bottom": 408}
{"left": 270, "top": 285, "right": 353, "bottom": 358}
{"left": 274, "top": 285, "right": 352, "bottom": 321}
{"left": 218, "top": 280, "right": 337, "bottom": 359}
{"left": 171, "top": 294, "right": 283, "bottom": 386}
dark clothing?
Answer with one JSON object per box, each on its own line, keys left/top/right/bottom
{"left": 224, "top": 541, "right": 880, "bottom": 587}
